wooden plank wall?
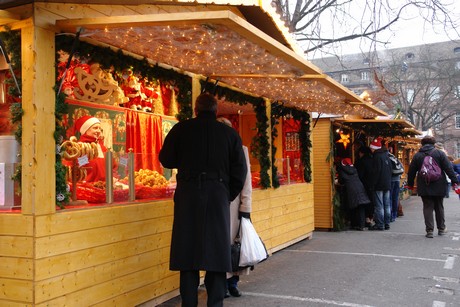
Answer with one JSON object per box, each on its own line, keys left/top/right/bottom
{"left": 31, "top": 201, "right": 176, "bottom": 306}
{"left": 311, "top": 119, "right": 334, "bottom": 229}
{"left": 0, "top": 185, "right": 314, "bottom": 306}
{"left": 0, "top": 214, "right": 34, "bottom": 306}
{"left": 253, "top": 184, "right": 314, "bottom": 254}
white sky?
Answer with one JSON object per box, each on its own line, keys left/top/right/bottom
{"left": 301, "top": 0, "right": 460, "bottom": 59}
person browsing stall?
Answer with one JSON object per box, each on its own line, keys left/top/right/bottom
{"left": 217, "top": 117, "right": 252, "bottom": 298}
{"left": 159, "top": 93, "right": 247, "bottom": 307}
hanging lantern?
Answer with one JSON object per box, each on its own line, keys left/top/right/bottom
{"left": 336, "top": 132, "right": 351, "bottom": 149}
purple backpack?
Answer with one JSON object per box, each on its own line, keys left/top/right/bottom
{"left": 419, "top": 150, "right": 442, "bottom": 184}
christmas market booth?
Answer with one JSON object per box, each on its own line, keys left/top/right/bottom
{"left": 0, "top": 1, "right": 385, "bottom": 305}
{"left": 312, "top": 115, "right": 422, "bottom": 230}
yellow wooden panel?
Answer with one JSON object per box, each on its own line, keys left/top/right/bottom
{"left": 35, "top": 215, "right": 173, "bottom": 258}
{"left": 35, "top": 263, "right": 170, "bottom": 306}
{"left": 91, "top": 273, "right": 180, "bottom": 307}
{"left": 36, "top": 247, "right": 171, "bottom": 302}
{"left": 0, "top": 236, "right": 34, "bottom": 258}
{"left": 0, "top": 257, "right": 33, "bottom": 280}
{"left": 0, "top": 214, "right": 33, "bottom": 236}
{"left": 0, "top": 300, "right": 33, "bottom": 307}
{"left": 35, "top": 200, "right": 173, "bottom": 237}
{"left": 35, "top": 232, "right": 171, "bottom": 280}
{"left": 0, "top": 278, "right": 33, "bottom": 302}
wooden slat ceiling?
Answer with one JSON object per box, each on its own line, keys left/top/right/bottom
{"left": 55, "top": 10, "right": 386, "bottom": 117}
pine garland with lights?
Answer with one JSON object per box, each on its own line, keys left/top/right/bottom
{"left": 271, "top": 101, "right": 312, "bottom": 185}
{"left": 327, "top": 125, "right": 345, "bottom": 231}
{"left": 55, "top": 35, "right": 193, "bottom": 121}
{"left": 200, "top": 80, "right": 271, "bottom": 189}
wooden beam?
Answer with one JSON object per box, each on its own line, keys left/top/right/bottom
{"left": 0, "top": 10, "right": 21, "bottom": 25}
{"left": 208, "top": 73, "right": 328, "bottom": 79}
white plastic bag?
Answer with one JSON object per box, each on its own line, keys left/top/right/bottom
{"left": 239, "top": 217, "right": 268, "bottom": 267}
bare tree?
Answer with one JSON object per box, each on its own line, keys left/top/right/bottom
{"left": 381, "top": 44, "right": 460, "bottom": 138}
{"left": 273, "top": 0, "right": 460, "bottom": 57}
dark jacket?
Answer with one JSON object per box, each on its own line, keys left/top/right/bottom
{"left": 371, "top": 148, "right": 392, "bottom": 191}
{"left": 338, "top": 164, "right": 370, "bottom": 209}
{"left": 159, "top": 111, "right": 247, "bottom": 273}
{"left": 355, "top": 153, "right": 374, "bottom": 192}
{"left": 407, "top": 144, "right": 459, "bottom": 197}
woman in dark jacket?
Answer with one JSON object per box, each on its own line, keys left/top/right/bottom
{"left": 355, "top": 146, "right": 375, "bottom": 227}
{"left": 338, "top": 158, "right": 370, "bottom": 230}
{"left": 407, "top": 136, "right": 459, "bottom": 238}
{"left": 159, "top": 93, "right": 247, "bottom": 306}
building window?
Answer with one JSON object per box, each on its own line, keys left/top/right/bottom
{"left": 433, "top": 112, "right": 441, "bottom": 130}
{"left": 456, "top": 112, "right": 460, "bottom": 129}
{"left": 429, "top": 86, "right": 440, "bottom": 101}
{"left": 405, "top": 52, "right": 415, "bottom": 59}
{"left": 341, "top": 74, "right": 349, "bottom": 83}
{"left": 456, "top": 85, "right": 460, "bottom": 99}
{"left": 363, "top": 58, "right": 370, "bottom": 65}
{"left": 454, "top": 47, "right": 460, "bottom": 54}
{"left": 456, "top": 61, "right": 460, "bottom": 70}
{"left": 407, "top": 89, "right": 414, "bottom": 103}
{"left": 361, "top": 71, "right": 369, "bottom": 80}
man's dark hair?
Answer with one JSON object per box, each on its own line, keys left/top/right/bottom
{"left": 421, "top": 136, "right": 436, "bottom": 145}
{"left": 195, "top": 93, "right": 217, "bottom": 115}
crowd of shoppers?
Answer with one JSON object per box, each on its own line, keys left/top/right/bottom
{"left": 339, "top": 137, "right": 407, "bottom": 232}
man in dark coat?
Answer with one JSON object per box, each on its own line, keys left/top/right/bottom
{"left": 355, "top": 145, "right": 375, "bottom": 227}
{"left": 368, "top": 137, "right": 392, "bottom": 231}
{"left": 407, "top": 135, "right": 459, "bottom": 238}
{"left": 159, "top": 92, "right": 247, "bottom": 307}
{"left": 337, "top": 158, "right": 370, "bottom": 230}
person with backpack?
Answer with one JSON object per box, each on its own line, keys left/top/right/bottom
{"left": 388, "top": 147, "right": 404, "bottom": 222}
{"left": 406, "top": 136, "right": 459, "bottom": 238}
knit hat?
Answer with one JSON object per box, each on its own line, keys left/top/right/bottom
{"left": 369, "top": 137, "right": 382, "bottom": 150}
{"left": 74, "top": 116, "right": 100, "bottom": 135}
{"left": 341, "top": 158, "right": 353, "bottom": 166}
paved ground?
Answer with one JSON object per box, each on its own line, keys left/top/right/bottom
{"left": 146, "top": 191, "right": 460, "bottom": 307}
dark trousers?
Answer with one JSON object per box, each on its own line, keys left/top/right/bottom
{"left": 350, "top": 204, "right": 366, "bottom": 228}
{"left": 421, "top": 196, "right": 445, "bottom": 233}
{"left": 180, "top": 270, "right": 226, "bottom": 307}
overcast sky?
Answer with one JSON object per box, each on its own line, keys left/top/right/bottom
{"left": 302, "top": 0, "right": 460, "bottom": 59}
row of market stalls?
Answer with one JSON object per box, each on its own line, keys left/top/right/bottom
{"left": 0, "top": 1, "right": 418, "bottom": 305}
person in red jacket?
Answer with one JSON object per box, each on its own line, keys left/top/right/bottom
{"left": 74, "top": 115, "right": 107, "bottom": 182}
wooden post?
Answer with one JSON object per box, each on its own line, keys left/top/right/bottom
{"left": 20, "top": 25, "right": 56, "bottom": 215}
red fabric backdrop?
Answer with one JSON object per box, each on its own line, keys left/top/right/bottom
{"left": 125, "top": 110, "right": 162, "bottom": 172}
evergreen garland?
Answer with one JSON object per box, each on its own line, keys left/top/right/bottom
{"left": 55, "top": 35, "right": 193, "bottom": 121}
{"left": 271, "top": 101, "right": 312, "bottom": 185}
{"left": 200, "top": 80, "right": 271, "bottom": 189}
{"left": 326, "top": 125, "right": 345, "bottom": 231}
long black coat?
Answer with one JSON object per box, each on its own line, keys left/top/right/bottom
{"left": 371, "top": 148, "right": 392, "bottom": 191}
{"left": 338, "top": 164, "right": 370, "bottom": 209}
{"left": 407, "top": 144, "right": 459, "bottom": 197}
{"left": 159, "top": 112, "right": 247, "bottom": 272}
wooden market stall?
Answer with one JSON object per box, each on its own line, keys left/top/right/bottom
{"left": 0, "top": 1, "right": 385, "bottom": 305}
{"left": 312, "top": 115, "right": 421, "bottom": 230}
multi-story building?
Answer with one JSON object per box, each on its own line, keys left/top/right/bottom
{"left": 311, "top": 40, "right": 460, "bottom": 158}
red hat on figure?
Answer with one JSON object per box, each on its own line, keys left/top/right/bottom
{"left": 370, "top": 137, "right": 382, "bottom": 150}
{"left": 74, "top": 115, "right": 100, "bottom": 135}
{"left": 341, "top": 158, "right": 353, "bottom": 166}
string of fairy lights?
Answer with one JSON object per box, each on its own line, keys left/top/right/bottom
{"left": 82, "top": 23, "right": 379, "bottom": 118}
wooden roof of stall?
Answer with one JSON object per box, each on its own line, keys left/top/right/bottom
{"left": 332, "top": 118, "right": 422, "bottom": 138}
{"left": 1, "top": 1, "right": 386, "bottom": 117}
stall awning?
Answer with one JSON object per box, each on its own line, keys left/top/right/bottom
{"left": 56, "top": 10, "right": 386, "bottom": 117}
{"left": 332, "top": 118, "right": 422, "bottom": 137}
